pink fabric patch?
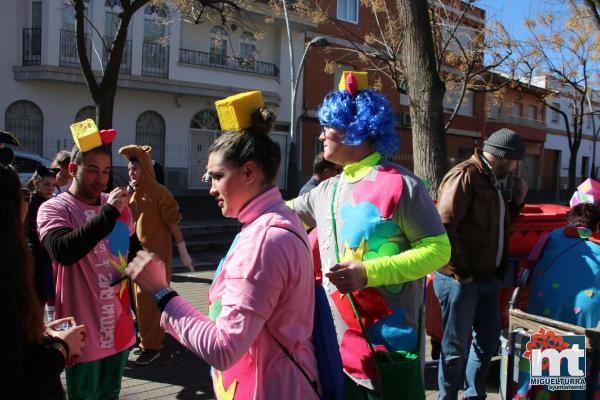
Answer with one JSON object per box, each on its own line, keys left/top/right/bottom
{"left": 213, "top": 353, "right": 256, "bottom": 399}
{"left": 352, "top": 166, "right": 403, "bottom": 219}
{"left": 340, "top": 328, "right": 380, "bottom": 380}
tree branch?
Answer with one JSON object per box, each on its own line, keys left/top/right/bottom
{"left": 583, "top": 0, "right": 600, "bottom": 31}
{"left": 71, "top": 0, "right": 99, "bottom": 100}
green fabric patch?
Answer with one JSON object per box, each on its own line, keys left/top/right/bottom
{"left": 378, "top": 242, "right": 400, "bottom": 257}
{"left": 383, "top": 284, "right": 404, "bottom": 294}
{"left": 208, "top": 299, "right": 222, "bottom": 321}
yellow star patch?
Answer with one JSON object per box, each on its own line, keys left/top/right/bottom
{"left": 340, "top": 239, "right": 367, "bottom": 262}
{"left": 213, "top": 370, "right": 237, "bottom": 400}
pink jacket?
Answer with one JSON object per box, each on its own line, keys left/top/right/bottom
{"left": 161, "top": 187, "right": 319, "bottom": 400}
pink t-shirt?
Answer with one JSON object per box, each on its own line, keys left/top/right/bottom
{"left": 37, "top": 192, "right": 135, "bottom": 363}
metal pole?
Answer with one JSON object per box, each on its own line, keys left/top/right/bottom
{"left": 281, "top": 0, "right": 298, "bottom": 194}
{"left": 292, "top": 45, "right": 312, "bottom": 123}
{"left": 282, "top": 0, "right": 295, "bottom": 144}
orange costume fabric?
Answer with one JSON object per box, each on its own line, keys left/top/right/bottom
{"left": 119, "top": 145, "right": 182, "bottom": 350}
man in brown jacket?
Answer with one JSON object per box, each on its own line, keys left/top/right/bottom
{"left": 434, "top": 128, "right": 528, "bottom": 400}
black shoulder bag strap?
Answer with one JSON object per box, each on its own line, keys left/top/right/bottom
{"left": 265, "top": 225, "right": 322, "bottom": 399}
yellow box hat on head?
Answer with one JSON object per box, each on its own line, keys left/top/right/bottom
{"left": 215, "top": 91, "right": 264, "bottom": 131}
{"left": 338, "top": 71, "right": 369, "bottom": 93}
{"left": 70, "top": 119, "right": 102, "bottom": 152}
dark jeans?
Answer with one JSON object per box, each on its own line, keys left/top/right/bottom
{"left": 433, "top": 272, "right": 500, "bottom": 400}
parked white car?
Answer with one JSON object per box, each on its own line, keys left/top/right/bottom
{"left": 13, "top": 150, "right": 52, "bottom": 185}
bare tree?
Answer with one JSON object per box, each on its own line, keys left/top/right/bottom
{"left": 307, "top": 0, "right": 513, "bottom": 196}
{"left": 395, "top": 0, "right": 447, "bottom": 195}
{"left": 513, "top": 1, "right": 600, "bottom": 192}
{"left": 583, "top": 0, "right": 600, "bottom": 30}
{"left": 70, "top": 0, "right": 250, "bottom": 130}
{"left": 71, "top": 0, "right": 148, "bottom": 129}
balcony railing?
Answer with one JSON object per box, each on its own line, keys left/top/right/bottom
{"left": 142, "top": 42, "right": 169, "bottom": 78}
{"left": 486, "top": 113, "right": 547, "bottom": 129}
{"left": 59, "top": 30, "right": 91, "bottom": 68}
{"left": 23, "top": 28, "right": 41, "bottom": 66}
{"left": 102, "top": 36, "right": 132, "bottom": 74}
{"left": 179, "top": 48, "right": 279, "bottom": 77}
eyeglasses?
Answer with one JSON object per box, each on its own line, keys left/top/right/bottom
{"left": 21, "top": 188, "right": 31, "bottom": 203}
{"left": 320, "top": 126, "right": 346, "bottom": 142}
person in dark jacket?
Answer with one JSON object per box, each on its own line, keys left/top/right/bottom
{"left": 298, "top": 152, "right": 341, "bottom": 196}
{"left": 0, "top": 164, "right": 85, "bottom": 399}
{"left": 26, "top": 165, "right": 59, "bottom": 305}
{"left": 435, "top": 128, "right": 528, "bottom": 400}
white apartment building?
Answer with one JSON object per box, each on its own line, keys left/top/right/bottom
{"left": 3, "top": 0, "right": 315, "bottom": 201}
{"left": 534, "top": 76, "right": 600, "bottom": 189}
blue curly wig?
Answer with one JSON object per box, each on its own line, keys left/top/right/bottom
{"left": 317, "top": 89, "right": 399, "bottom": 156}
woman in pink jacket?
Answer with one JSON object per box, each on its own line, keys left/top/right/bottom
{"left": 126, "top": 93, "right": 320, "bottom": 400}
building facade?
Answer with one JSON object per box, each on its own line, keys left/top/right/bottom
{"left": 532, "top": 76, "right": 600, "bottom": 192}
{"left": 298, "top": 0, "right": 493, "bottom": 178}
{"left": 4, "top": 0, "right": 315, "bottom": 219}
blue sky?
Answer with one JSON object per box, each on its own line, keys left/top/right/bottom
{"left": 477, "top": 0, "right": 568, "bottom": 41}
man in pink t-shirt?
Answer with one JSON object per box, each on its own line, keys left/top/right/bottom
{"left": 38, "top": 144, "right": 136, "bottom": 400}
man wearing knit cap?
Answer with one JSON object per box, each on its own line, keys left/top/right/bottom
{"left": 434, "top": 128, "right": 528, "bottom": 400}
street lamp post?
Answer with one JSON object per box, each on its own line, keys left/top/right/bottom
{"left": 290, "top": 36, "right": 330, "bottom": 142}
{"left": 285, "top": 31, "right": 329, "bottom": 193}
{"left": 281, "top": 0, "right": 329, "bottom": 194}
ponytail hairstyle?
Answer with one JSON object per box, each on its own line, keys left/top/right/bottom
{"left": 209, "top": 107, "right": 281, "bottom": 184}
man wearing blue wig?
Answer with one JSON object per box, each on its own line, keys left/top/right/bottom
{"left": 290, "top": 71, "right": 451, "bottom": 397}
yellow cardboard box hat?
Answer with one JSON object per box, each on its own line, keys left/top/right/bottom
{"left": 71, "top": 119, "right": 101, "bottom": 152}
{"left": 70, "top": 119, "right": 117, "bottom": 152}
{"left": 338, "top": 71, "right": 368, "bottom": 95}
{"left": 215, "top": 91, "right": 264, "bottom": 131}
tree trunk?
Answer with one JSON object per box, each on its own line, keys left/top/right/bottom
{"left": 396, "top": 0, "right": 448, "bottom": 200}
{"left": 96, "top": 94, "right": 115, "bottom": 130}
{"left": 568, "top": 146, "right": 578, "bottom": 194}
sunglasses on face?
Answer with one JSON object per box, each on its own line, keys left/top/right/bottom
{"left": 320, "top": 126, "right": 346, "bottom": 142}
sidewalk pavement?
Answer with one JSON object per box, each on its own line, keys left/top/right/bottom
{"left": 119, "top": 270, "right": 216, "bottom": 399}
{"left": 62, "top": 267, "right": 501, "bottom": 399}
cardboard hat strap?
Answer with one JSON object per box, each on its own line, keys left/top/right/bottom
{"left": 70, "top": 119, "right": 117, "bottom": 152}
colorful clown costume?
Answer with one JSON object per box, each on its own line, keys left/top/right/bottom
{"left": 512, "top": 227, "right": 600, "bottom": 399}
{"left": 291, "top": 152, "right": 450, "bottom": 390}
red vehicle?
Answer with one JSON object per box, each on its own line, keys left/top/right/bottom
{"left": 425, "top": 204, "right": 569, "bottom": 357}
